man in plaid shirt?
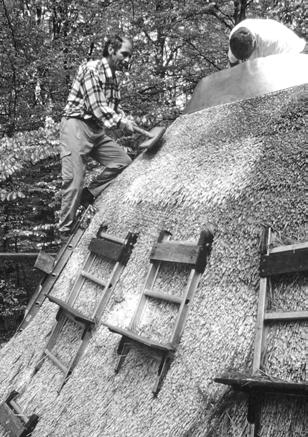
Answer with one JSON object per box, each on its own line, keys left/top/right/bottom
{"left": 59, "top": 35, "right": 134, "bottom": 236}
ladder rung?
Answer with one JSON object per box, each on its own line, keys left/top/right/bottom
{"left": 144, "top": 289, "right": 183, "bottom": 305}
{"left": 9, "top": 400, "right": 27, "bottom": 422}
{"left": 81, "top": 270, "right": 107, "bottom": 288}
{"left": 105, "top": 323, "right": 175, "bottom": 352}
{"left": 48, "top": 295, "right": 95, "bottom": 326}
{"left": 44, "top": 349, "right": 68, "bottom": 373}
{"left": 270, "top": 241, "right": 308, "bottom": 254}
{"left": 264, "top": 311, "right": 308, "bottom": 322}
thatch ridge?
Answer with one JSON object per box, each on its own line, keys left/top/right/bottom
{"left": 0, "top": 82, "right": 306, "bottom": 437}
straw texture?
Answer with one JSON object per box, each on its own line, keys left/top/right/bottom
{"left": 0, "top": 83, "right": 306, "bottom": 437}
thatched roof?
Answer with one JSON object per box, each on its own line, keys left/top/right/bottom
{"left": 0, "top": 55, "right": 307, "bottom": 437}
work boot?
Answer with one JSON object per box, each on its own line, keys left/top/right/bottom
{"left": 80, "top": 187, "right": 95, "bottom": 208}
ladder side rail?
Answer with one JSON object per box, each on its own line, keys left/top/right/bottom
{"left": 129, "top": 261, "right": 161, "bottom": 331}
{"left": 59, "top": 329, "right": 92, "bottom": 391}
{"left": 170, "top": 269, "right": 202, "bottom": 346}
{"left": 252, "top": 277, "right": 268, "bottom": 374}
{"left": 92, "top": 261, "right": 122, "bottom": 321}
{"left": 253, "top": 227, "right": 272, "bottom": 374}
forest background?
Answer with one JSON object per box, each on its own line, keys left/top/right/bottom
{"left": 0, "top": 0, "right": 306, "bottom": 332}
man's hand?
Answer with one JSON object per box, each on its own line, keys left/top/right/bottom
{"left": 119, "top": 118, "right": 135, "bottom": 133}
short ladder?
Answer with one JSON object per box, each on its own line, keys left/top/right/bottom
{"left": 105, "top": 228, "right": 213, "bottom": 395}
{"left": 0, "top": 391, "right": 39, "bottom": 437}
{"left": 34, "top": 228, "right": 137, "bottom": 390}
{"left": 214, "top": 226, "right": 308, "bottom": 436}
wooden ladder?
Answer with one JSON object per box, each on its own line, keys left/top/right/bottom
{"left": 104, "top": 228, "right": 213, "bottom": 395}
{"left": 17, "top": 206, "right": 94, "bottom": 333}
{"left": 215, "top": 227, "right": 308, "bottom": 435}
{"left": 0, "top": 391, "right": 39, "bottom": 437}
{"left": 34, "top": 228, "right": 137, "bottom": 391}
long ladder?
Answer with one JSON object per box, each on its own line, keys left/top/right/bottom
{"left": 34, "top": 229, "right": 137, "bottom": 390}
{"left": 105, "top": 228, "right": 213, "bottom": 395}
{"left": 17, "top": 206, "right": 94, "bottom": 332}
{"left": 215, "top": 227, "right": 308, "bottom": 435}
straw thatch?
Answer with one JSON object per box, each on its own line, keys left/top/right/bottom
{"left": 0, "top": 76, "right": 307, "bottom": 436}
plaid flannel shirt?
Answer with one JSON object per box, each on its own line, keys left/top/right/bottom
{"left": 63, "top": 58, "right": 124, "bottom": 129}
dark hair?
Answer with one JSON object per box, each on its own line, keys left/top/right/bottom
{"left": 230, "top": 27, "right": 256, "bottom": 60}
{"left": 103, "top": 35, "right": 130, "bottom": 57}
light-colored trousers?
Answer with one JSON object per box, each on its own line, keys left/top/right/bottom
{"left": 59, "top": 117, "right": 132, "bottom": 232}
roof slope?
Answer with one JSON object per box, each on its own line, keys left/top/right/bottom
{"left": 0, "top": 57, "right": 307, "bottom": 437}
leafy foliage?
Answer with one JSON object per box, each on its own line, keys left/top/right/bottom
{"left": 0, "top": 278, "right": 27, "bottom": 318}
{"left": 0, "top": 0, "right": 305, "bottom": 135}
{"left": 0, "top": 0, "right": 306, "bottom": 329}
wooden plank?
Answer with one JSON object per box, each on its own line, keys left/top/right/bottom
{"left": 252, "top": 277, "right": 268, "bottom": 373}
{"left": 34, "top": 251, "right": 55, "bottom": 274}
{"left": 170, "top": 269, "right": 201, "bottom": 346}
{"left": 0, "top": 402, "right": 25, "bottom": 437}
{"left": 104, "top": 323, "right": 175, "bottom": 352}
{"left": 214, "top": 375, "right": 308, "bottom": 396}
{"left": 88, "top": 238, "right": 123, "bottom": 261}
{"left": 150, "top": 242, "right": 199, "bottom": 265}
{"left": 260, "top": 246, "right": 308, "bottom": 276}
{"left": 144, "top": 289, "right": 182, "bottom": 305}
{"left": 264, "top": 311, "right": 308, "bottom": 322}
{"left": 47, "top": 296, "right": 95, "bottom": 327}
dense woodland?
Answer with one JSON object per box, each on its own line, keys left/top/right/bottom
{"left": 0, "top": 0, "right": 306, "bottom": 331}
